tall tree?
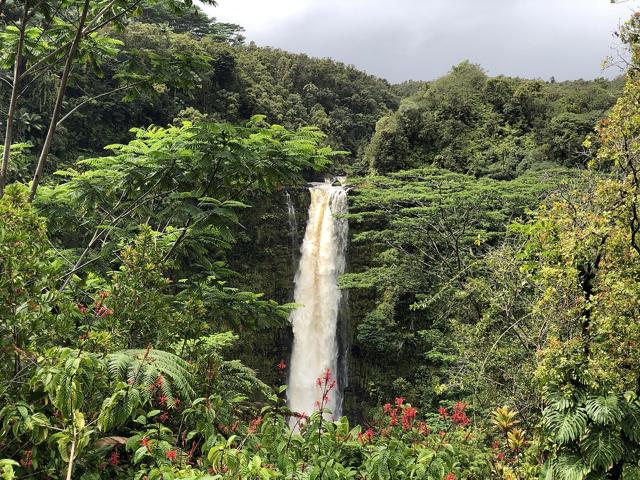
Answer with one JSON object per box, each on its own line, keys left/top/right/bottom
{"left": 0, "top": 0, "right": 216, "bottom": 200}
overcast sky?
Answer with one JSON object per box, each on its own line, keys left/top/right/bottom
{"left": 200, "top": 0, "right": 638, "bottom": 84}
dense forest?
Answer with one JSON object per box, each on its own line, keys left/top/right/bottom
{"left": 1, "top": 0, "right": 640, "bottom": 479}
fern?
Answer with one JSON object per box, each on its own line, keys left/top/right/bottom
{"left": 106, "top": 348, "right": 196, "bottom": 405}
{"left": 219, "top": 360, "right": 271, "bottom": 400}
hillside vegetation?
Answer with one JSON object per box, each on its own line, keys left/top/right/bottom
{"left": 1, "top": 1, "right": 640, "bottom": 479}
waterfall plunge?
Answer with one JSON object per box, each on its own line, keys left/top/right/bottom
{"left": 288, "top": 181, "right": 348, "bottom": 420}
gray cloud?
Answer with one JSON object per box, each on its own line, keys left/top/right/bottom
{"left": 203, "top": 0, "right": 637, "bottom": 83}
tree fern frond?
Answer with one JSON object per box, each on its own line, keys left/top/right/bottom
{"left": 106, "top": 349, "right": 195, "bottom": 403}
{"left": 219, "top": 360, "right": 271, "bottom": 399}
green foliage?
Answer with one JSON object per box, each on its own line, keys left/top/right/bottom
{"left": 36, "top": 118, "right": 336, "bottom": 288}
{"left": 107, "top": 348, "right": 196, "bottom": 405}
{"left": 519, "top": 29, "right": 640, "bottom": 473}
{"left": 2, "top": 2, "right": 640, "bottom": 479}
{"left": 139, "top": 3, "right": 245, "bottom": 42}
{"left": 341, "top": 166, "right": 573, "bottom": 413}
{"left": 365, "top": 61, "right": 622, "bottom": 176}
{"left": 0, "top": 8, "right": 398, "bottom": 174}
{"left": 543, "top": 407, "right": 588, "bottom": 445}
{"left": 0, "top": 185, "right": 77, "bottom": 398}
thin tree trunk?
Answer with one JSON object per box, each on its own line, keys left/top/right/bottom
{"left": 65, "top": 423, "right": 77, "bottom": 480}
{"left": 28, "top": 0, "right": 91, "bottom": 202}
{"left": 0, "top": 1, "right": 29, "bottom": 198}
{"left": 56, "top": 82, "right": 143, "bottom": 128}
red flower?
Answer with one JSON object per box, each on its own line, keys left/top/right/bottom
{"left": 358, "top": 428, "right": 375, "bottom": 444}
{"left": 365, "top": 428, "right": 374, "bottom": 442}
{"left": 445, "top": 473, "right": 456, "bottom": 480}
{"left": 277, "top": 360, "right": 287, "bottom": 371}
{"left": 166, "top": 450, "right": 177, "bottom": 461}
{"left": 77, "top": 303, "right": 87, "bottom": 313}
{"left": 452, "top": 409, "right": 470, "bottom": 426}
{"left": 395, "top": 397, "right": 405, "bottom": 407}
{"left": 109, "top": 450, "right": 120, "bottom": 466}
{"left": 451, "top": 402, "right": 469, "bottom": 426}
{"left": 401, "top": 406, "right": 417, "bottom": 430}
{"left": 438, "top": 406, "right": 448, "bottom": 418}
{"left": 159, "top": 411, "right": 169, "bottom": 423}
{"left": 453, "top": 401, "right": 467, "bottom": 412}
{"left": 141, "top": 437, "right": 151, "bottom": 452}
{"left": 383, "top": 403, "right": 392, "bottom": 414}
{"left": 389, "top": 407, "right": 398, "bottom": 426}
{"left": 496, "top": 452, "right": 505, "bottom": 461}
{"left": 491, "top": 440, "right": 501, "bottom": 450}
{"left": 158, "top": 395, "right": 168, "bottom": 405}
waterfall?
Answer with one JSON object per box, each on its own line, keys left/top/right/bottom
{"left": 288, "top": 180, "right": 349, "bottom": 421}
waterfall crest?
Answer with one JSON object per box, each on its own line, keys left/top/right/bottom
{"left": 288, "top": 180, "right": 348, "bottom": 420}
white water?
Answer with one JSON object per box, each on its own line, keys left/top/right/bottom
{"left": 288, "top": 181, "right": 349, "bottom": 420}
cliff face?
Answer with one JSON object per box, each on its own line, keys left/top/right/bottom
{"left": 226, "top": 187, "right": 349, "bottom": 415}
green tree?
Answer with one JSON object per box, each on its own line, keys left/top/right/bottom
{"left": 0, "top": 0, "right": 216, "bottom": 199}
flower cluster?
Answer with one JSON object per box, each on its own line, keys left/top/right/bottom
{"left": 314, "top": 369, "right": 336, "bottom": 412}
{"left": 451, "top": 402, "right": 470, "bottom": 426}
{"left": 141, "top": 437, "right": 152, "bottom": 452}
{"left": 357, "top": 427, "right": 375, "bottom": 444}
{"left": 382, "top": 397, "right": 418, "bottom": 431}
{"left": 109, "top": 449, "right": 120, "bottom": 466}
